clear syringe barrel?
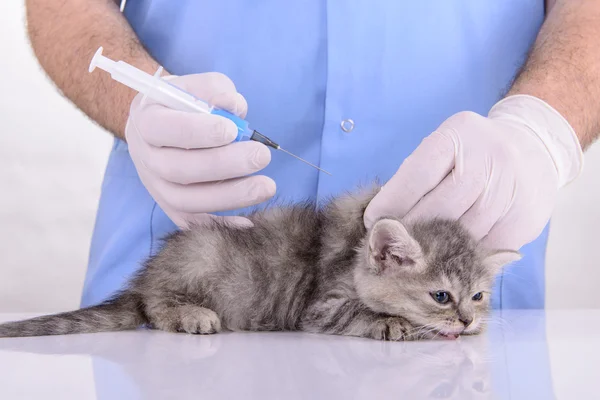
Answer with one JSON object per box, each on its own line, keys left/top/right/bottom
{"left": 89, "top": 47, "right": 212, "bottom": 114}
{"left": 89, "top": 47, "right": 254, "bottom": 142}
{"left": 88, "top": 47, "right": 333, "bottom": 174}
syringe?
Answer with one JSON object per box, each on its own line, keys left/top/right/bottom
{"left": 89, "top": 47, "right": 331, "bottom": 175}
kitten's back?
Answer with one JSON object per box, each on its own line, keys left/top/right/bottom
{"left": 139, "top": 202, "right": 325, "bottom": 331}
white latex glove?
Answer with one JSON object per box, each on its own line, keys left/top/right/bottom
{"left": 364, "top": 95, "right": 584, "bottom": 250}
{"left": 126, "top": 72, "right": 275, "bottom": 229}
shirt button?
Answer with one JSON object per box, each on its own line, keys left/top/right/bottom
{"left": 340, "top": 119, "right": 355, "bottom": 133}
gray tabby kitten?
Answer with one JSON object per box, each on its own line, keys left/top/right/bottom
{"left": 0, "top": 186, "right": 520, "bottom": 341}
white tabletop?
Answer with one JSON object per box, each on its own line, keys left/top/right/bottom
{"left": 0, "top": 310, "right": 597, "bottom": 400}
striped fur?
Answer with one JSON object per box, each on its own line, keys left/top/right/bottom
{"left": 0, "top": 185, "right": 518, "bottom": 340}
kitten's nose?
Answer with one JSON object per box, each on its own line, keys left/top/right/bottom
{"left": 459, "top": 317, "right": 473, "bottom": 328}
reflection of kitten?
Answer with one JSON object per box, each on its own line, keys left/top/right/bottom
{"left": 0, "top": 186, "right": 519, "bottom": 341}
{"left": 309, "top": 335, "right": 494, "bottom": 400}
{"left": 0, "top": 327, "right": 496, "bottom": 399}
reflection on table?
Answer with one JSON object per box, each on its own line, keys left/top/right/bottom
{"left": 0, "top": 310, "right": 557, "bottom": 399}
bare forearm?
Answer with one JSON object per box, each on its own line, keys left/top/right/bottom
{"left": 509, "top": 0, "right": 600, "bottom": 149}
{"left": 25, "top": 0, "right": 160, "bottom": 139}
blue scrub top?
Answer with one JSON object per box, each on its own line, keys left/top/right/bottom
{"left": 83, "top": 0, "right": 548, "bottom": 310}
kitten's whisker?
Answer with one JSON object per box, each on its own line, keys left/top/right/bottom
{"left": 411, "top": 323, "right": 443, "bottom": 341}
{"left": 410, "top": 323, "right": 436, "bottom": 335}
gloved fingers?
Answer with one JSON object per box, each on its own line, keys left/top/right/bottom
{"left": 127, "top": 74, "right": 237, "bottom": 113}
{"left": 402, "top": 166, "right": 486, "bottom": 223}
{"left": 480, "top": 210, "right": 545, "bottom": 251}
{"left": 131, "top": 105, "right": 239, "bottom": 149}
{"left": 169, "top": 212, "right": 254, "bottom": 231}
{"left": 480, "top": 215, "right": 529, "bottom": 251}
{"left": 480, "top": 179, "right": 556, "bottom": 250}
{"left": 155, "top": 175, "right": 276, "bottom": 214}
{"left": 168, "top": 72, "right": 237, "bottom": 100}
{"left": 172, "top": 73, "right": 248, "bottom": 118}
{"left": 364, "top": 131, "right": 455, "bottom": 228}
{"left": 204, "top": 215, "right": 254, "bottom": 228}
{"left": 141, "top": 141, "right": 271, "bottom": 184}
{"left": 458, "top": 173, "right": 515, "bottom": 241}
{"left": 209, "top": 91, "right": 248, "bottom": 118}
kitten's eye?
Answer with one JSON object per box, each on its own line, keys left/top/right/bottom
{"left": 472, "top": 292, "right": 483, "bottom": 301}
{"left": 431, "top": 291, "right": 451, "bottom": 304}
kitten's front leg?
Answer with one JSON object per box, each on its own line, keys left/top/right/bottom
{"left": 303, "top": 298, "right": 416, "bottom": 341}
{"left": 341, "top": 312, "right": 417, "bottom": 341}
{"left": 369, "top": 316, "right": 416, "bottom": 341}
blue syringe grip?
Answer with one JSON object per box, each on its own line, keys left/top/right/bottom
{"left": 210, "top": 108, "right": 280, "bottom": 149}
{"left": 211, "top": 108, "right": 251, "bottom": 142}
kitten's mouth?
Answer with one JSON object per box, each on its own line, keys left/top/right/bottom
{"left": 438, "top": 332, "right": 459, "bottom": 340}
{"left": 435, "top": 330, "right": 464, "bottom": 340}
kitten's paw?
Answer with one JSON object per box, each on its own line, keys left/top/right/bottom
{"left": 151, "top": 305, "right": 222, "bottom": 334}
{"left": 372, "top": 317, "right": 412, "bottom": 341}
{"left": 177, "top": 307, "right": 222, "bottom": 334}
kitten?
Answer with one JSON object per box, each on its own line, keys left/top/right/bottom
{"left": 0, "top": 186, "right": 520, "bottom": 341}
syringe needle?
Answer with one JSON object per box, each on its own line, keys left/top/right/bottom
{"left": 278, "top": 148, "right": 332, "bottom": 175}
{"left": 89, "top": 48, "right": 332, "bottom": 176}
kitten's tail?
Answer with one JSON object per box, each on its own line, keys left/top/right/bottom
{"left": 0, "top": 292, "right": 146, "bottom": 338}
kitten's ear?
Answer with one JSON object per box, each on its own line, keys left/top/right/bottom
{"left": 367, "top": 219, "right": 423, "bottom": 274}
{"left": 483, "top": 250, "right": 522, "bottom": 273}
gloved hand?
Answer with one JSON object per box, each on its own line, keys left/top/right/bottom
{"left": 126, "top": 72, "right": 275, "bottom": 229}
{"left": 364, "top": 95, "right": 584, "bottom": 250}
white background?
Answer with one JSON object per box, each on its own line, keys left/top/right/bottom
{"left": 1, "top": 2, "right": 599, "bottom": 313}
